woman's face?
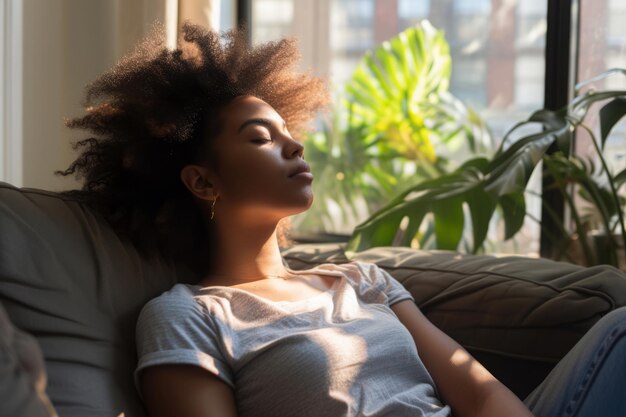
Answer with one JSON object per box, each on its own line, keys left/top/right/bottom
{"left": 208, "top": 95, "right": 314, "bottom": 221}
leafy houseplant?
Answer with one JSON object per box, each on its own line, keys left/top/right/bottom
{"left": 346, "top": 69, "right": 626, "bottom": 269}
{"left": 290, "top": 21, "right": 491, "bottom": 237}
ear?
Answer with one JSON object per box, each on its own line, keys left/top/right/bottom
{"left": 180, "top": 164, "right": 218, "bottom": 201}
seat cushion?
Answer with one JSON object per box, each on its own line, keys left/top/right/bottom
{"left": 0, "top": 182, "right": 193, "bottom": 417}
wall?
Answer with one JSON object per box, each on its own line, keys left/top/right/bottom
{"left": 20, "top": 0, "right": 113, "bottom": 190}
{"left": 5, "top": 0, "right": 187, "bottom": 191}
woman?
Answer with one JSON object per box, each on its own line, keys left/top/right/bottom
{"left": 58, "top": 23, "right": 625, "bottom": 417}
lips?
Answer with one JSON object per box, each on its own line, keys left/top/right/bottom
{"left": 288, "top": 162, "right": 311, "bottom": 177}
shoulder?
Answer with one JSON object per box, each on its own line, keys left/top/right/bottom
{"left": 135, "top": 285, "right": 236, "bottom": 392}
{"left": 136, "top": 284, "right": 223, "bottom": 344}
{"left": 138, "top": 284, "right": 205, "bottom": 323}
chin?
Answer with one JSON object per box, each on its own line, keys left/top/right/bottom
{"left": 282, "top": 195, "right": 314, "bottom": 217}
{"left": 299, "top": 192, "right": 315, "bottom": 211}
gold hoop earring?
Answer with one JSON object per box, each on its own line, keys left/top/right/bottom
{"left": 210, "top": 197, "right": 218, "bottom": 220}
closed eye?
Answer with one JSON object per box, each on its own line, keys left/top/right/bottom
{"left": 252, "top": 138, "right": 272, "bottom": 144}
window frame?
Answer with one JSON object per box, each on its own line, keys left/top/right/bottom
{"left": 540, "top": 0, "right": 578, "bottom": 257}
{"left": 0, "top": 0, "right": 23, "bottom": 186}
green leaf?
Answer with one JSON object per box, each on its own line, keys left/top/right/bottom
{"left": 347, "top": 163, "right": 481, "bottom": 253}
{"left": 498, "top": 193, "right": 526, "bottom": 239}
{"left": 399, "top": 210, "right": 427, "bottom": 246}
{"left": 528, "top": 109, "right": 572, "bottom": 157}
{"left": 614, "top": 167, "right": 626, "bottom": 187}
{"left": 433, "top": 197, "right": 464, "bottom": 250}
{"left": 466, "top": 188, "right": 498, "bottom": 252}
{"left": 345, "top": 202, "right": 409, "bottom": 256}
{"left": 485, "top": 131, "right": 554, "bottom": 195}
{"left": 599, "top": 97, "right": 626, "bottom": 150}
{"left": 459, "top": 156, "right": 490, "bottom": 173}
{"left": 570, "top": 90, "right": 626, "bottom": 124}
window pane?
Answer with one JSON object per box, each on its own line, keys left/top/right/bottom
{"left": 608, "top": 0, "right": 626, "bottom": 45}
{"left": 579, "top": 0, "right": 626, "bottom": 84}
{"left": 576, "top": 0, "right": 626, "bottom": 234}
{"left": 398, "top": 0, "right": 429, "bottom": 20}
{"left": 515, "top": 55, "right": 544, "bottom": 108}
{"left": 252, "top": 0, "right": 294, "bottom": 43}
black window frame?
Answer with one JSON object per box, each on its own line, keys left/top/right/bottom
{"left": 540, "top": 0, "right": 578, "bottom": 257}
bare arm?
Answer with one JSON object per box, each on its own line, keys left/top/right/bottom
{"left": 140, "top": 365, "right": 238, "bottom": 417}
{"left": 391, "top": 300, "right": 534, "bottom": 417}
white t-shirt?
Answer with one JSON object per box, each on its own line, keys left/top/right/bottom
{"left": 135, "top": 260, "right": 451, "bottom": 417}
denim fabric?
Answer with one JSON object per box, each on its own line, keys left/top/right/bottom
{"left": 524, "top": 307, "right": 626, "bottom": 417}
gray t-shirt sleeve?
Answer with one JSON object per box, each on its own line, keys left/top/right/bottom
{"left": 134, "top": 288, "right": 234, "bottom": 394}
{"left": 377, "top": 264, "right": 415, "bottom": 306}
{"left": 355, "top": 261, "right": 415, "bottom": 306}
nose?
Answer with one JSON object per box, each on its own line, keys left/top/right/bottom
{"left": 284, "top": 136, "right": 305, "bottom": 159}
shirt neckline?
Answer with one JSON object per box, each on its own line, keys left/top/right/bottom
{"left": 190, "top": 264, "right": 346, "bottom": 305}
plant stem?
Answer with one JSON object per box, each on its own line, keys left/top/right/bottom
{"left": 545, "top": 160, "right": 597, "bottom": 265}
{"left": 526, "top": 211, "right": 578, "bottom": 263}
{"left": 579, "top": 123, "right": 626, "bottom": 260}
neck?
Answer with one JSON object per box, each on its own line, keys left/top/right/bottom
{"left": 201, "top": 208, "right": 292, "bottom": 285}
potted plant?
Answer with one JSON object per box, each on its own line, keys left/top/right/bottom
{"left": 346, "top": 68, "right": 626, "bottom": 269}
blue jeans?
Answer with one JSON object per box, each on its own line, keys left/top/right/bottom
{"left": 524, "top": 306, "right": 626, "bottom": 417}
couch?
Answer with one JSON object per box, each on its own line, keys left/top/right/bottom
{"left": 2, "top": 180, "right": 626, "bottom": 417}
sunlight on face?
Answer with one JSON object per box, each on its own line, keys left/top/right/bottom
{"left": 209, "top": 95, "right": 314, "bottom": 220}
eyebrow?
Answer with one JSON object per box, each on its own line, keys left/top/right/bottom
{"left": 237, "top": 118, "right": 286, "bottom": 133}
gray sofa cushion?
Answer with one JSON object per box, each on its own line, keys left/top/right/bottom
{"left": 0, "top": 182, "right": 192, "bottom": 417}
{"left": 0, "top": 303, "right": 57, "bottom": 417}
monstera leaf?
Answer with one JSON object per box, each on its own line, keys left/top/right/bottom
{"left": 345, "top": 20, "right": 489, "bottom": 167}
